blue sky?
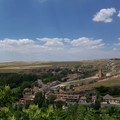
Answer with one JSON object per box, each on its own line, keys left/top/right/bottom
{"left": 0, "top": 0, "right": 120, "bottom": 62}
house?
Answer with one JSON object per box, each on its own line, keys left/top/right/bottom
{"left": 23, "top": 88, "right": 33, "bottom": 96}
{"left": 50, "top": 86, "right": 59, "bottom": 93}
{"left": 54, "top": 98, "right": 66, "bottom": 102}
{"left": 14, "top": 88, "right": 35, "bottom": 106}
{"left": 22, "top": 95, "right": 35, "bottom": 101}
{"left": 50, "top": 94, "right": 80, "bottom": 103}
{"left": 79, "top": 96, "right": 87, "bottom": 103}
{"left": 62, "top": 73, "right": 81, "bottom": 81}
{"left": 35, "top": 79, "right": 44, "bottom": 88}
{"left": 22, "top": 88, "right": 35, "bottom": 101}
{"left": 32, "top": 86, "right": 40, "bottom": 94}
{"left": 71, "top": 67, "right": 76, "bottom": 72}
{"left": 92, "top": 95, "right": 97, "bottom": 103}
{"left": 103, "top": 94, "right": 113, "bottom": 104}
{"left": 66, "top": 94, "right": 80, "bottom": 103}
{"left": 14, "top": 94, "right": 35, "bottom": 106}
{"left": 47, "top": 80, "right": 61, "bottom": 87}
{"left": 103, "top": 94, "right": 120, "bottom": 104}
{"left": 41, "top": 80, "right": 61, "bottom": 93}
{"left": 14, "top": 99, "right": 26, "bottom": 106}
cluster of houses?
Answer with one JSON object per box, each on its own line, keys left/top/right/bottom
{"left": 13, "top": 62, "right": 120, "bottom": 106}
{"left": 14, "top": 79, "right": 120, "bottom": 106}
{"left": 14, "top": 80, "right": 61, "bottom": 106}
{"left": 46, "top": 93, "right": 120, "bottom": 104}
{"left": 46, "top": 93, "right": 96, "bottom": 104}
{"left": 46, "top": 92, "right": 120, "bottom": 105}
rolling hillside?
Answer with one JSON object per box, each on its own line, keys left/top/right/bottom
{"left": 0, "top": 59, "right": 119, "bottom": 73}
{"left": 74, "top": 75, "right": 120, "bottom": 91}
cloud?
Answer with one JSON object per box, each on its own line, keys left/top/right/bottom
{"left": 70, "top": 37, "right": 104, "bottom": 49}
{"left": 0, "top": 37, "right": 119, "bottom": 62}
{"left": 0, "top": 37, "right": 107, "bottom": 51}
{"left": 93, "top": 8, "right": 116, "bottom": 23}
{"left": 118, "top": 11, "right": 120, "bottom": 18}
{"left": 37, "top": 37, "right": 105, "bottom": 49}
{"left": 37, "top": 38, "right": 64, "bottom": 46}
{"left": 0, "top": 38, "right": 34, "bottom": 48}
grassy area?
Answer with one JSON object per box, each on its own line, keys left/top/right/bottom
{"left": 0, "top": 62, "right": 53, "bottom": 69}
{"left": 74, "top": 76, "right": 120, "bottom": 91}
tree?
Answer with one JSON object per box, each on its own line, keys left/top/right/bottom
{"left": 33, "top": 92, "right": 45, "bottom": 108}
{"left": 0, "top": 107, "right": 16, "bottom": 120}
{"left": 23, "top": 104, "right": 42, "bottom": 120}
{"left": 47, "top": 95, "right": 56, "bottom": 104}
{"left": 84, "top": 108, "right": 99, "bottom": 120}
{"left": 0, "top": 86, "right": 13, "bottom": 107}
{"left": 75, "top": 105, "right": 87, "bottom": 120}
{"left": 93, "top": 99, "right": 101, "bottom": 110}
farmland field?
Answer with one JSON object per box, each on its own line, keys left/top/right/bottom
{"left": 0, "top": 59, "right": 119, "bottom": 74}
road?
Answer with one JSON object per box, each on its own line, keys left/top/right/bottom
{"left": 52, "top": 76, "right": 98, "bottom": 88}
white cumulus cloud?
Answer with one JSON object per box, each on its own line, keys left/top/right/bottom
{"left": 70, "top": 37, "right": 104, "bottom": 49}
{"left": 37, "top": 38, "right": 64, "bottom": 46}
{"left": 0, "top": 38, "right": 34, "bottom": 48}
{"left": 93, "top": 8, "right": 116, "bottom": 23}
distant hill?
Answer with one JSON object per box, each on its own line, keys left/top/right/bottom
{"left": 0, "top": 59, "right": 119, "bottom": 74}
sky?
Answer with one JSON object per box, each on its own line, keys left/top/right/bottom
{"left": 0, "top": 0, "right": 120, "bottom": 62}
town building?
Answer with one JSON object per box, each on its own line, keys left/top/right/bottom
{"left": 92, "top": 95, "right": 97, "bottom": 103}
{"left": 96, "top": 66, "right": 106, "bottom": 79}
{"left": 62, "top": 73, "right": 81, "bottom": 81}
{"left": 79, "top": 96, "right": 87, "bottom": 103}
{"left": 103, "top": 94, "right": 120, "bottom": 104}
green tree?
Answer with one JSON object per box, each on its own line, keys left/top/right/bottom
{"left": 23, "top": 104, "right": 42, "bottom": 120}
{"left": 93, "top": 99, "right": 101, "bottom": 110}
{"left": 0, "top": 107, "right": 16, "bottom": 120}
{"left": 75, "top": 105, "right": 87, "bottom": 120}
{"left": 0, "top": 86, "right": 13, "bottom": 107}
{"left": 33, "top": 92, "right": 45, "bottom": 108}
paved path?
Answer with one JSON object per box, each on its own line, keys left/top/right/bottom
{"left": 52, "top": 76, "right": 98, "bottom": 88}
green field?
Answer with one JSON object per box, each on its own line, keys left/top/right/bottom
{"left": 74, "top": 76, "right": 120, "bottom": 91}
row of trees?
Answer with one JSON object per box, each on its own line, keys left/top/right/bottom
{"left": 0, "top": 73, "right": 38, "bottom": 88}
{"left": 0, "top": 104, "right": 120, "bottom": 120}
{"left": 0, "top": 86, "right": 22, "bottom": 107}
{"left": 96, "top": 86, "right": 120, "bottom": 96}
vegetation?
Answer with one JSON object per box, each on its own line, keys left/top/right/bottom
{"left": 96, "top": 86, "right": 120, "bottom": 96}
{"left": 0, "top": 59, "right": 120, "bottom": 119}
{"left": 0, "top": 104, "right": 120, "bottom": 120}
{"left": 0, "top": 73, "right": 38, "bottom": 88}
{"left": 75, "top": 77, "right": 120, "bottom": 91}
